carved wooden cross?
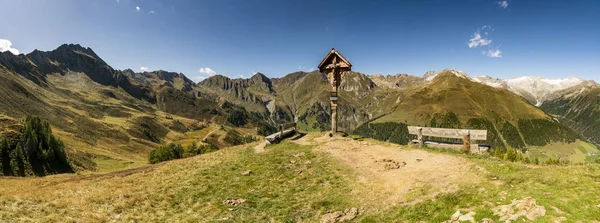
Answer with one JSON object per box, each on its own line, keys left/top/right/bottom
{"left": 318, "top": 48, "right": 352, "bottom": 135}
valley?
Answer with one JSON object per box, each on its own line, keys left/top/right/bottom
{"left": 1, "top": 44, "right": 599, "bottom": 175}
{"left": 2, "top": 0, "right": 599, "bottom": 221}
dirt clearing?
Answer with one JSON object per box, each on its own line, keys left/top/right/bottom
{"left": 308, "top": 134, "right": 484, "bottom": 209}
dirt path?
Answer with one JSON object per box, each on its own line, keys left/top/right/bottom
{"left": 202, "top": 128, "right": 219, "bottom": 142}
{"left": 312, "top": 134, "right": 484, "bottom": 209}
{"left": 255, "top": 141, "right": 267, "bottom": 153}
{"left": 290, "top": 133, "right": 315, "bottom": 145}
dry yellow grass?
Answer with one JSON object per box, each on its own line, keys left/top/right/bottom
{"left": 1, "top": 135, "right": 600, "bottom": 222}
{"left": 0, "top": 144, "right": 238, "bottom": 222}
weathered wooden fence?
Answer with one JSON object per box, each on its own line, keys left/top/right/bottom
{"left": 265, "top": 122, "right": 297, "bottom": 143}
{"left": 407, "top": 126, "right": 488, "bottom": 153}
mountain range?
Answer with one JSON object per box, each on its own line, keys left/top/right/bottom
{"left": 1, "top": 44, "right": 598, "bottom": 174}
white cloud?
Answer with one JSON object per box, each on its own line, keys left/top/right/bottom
{"left": 0, "top": 39, "right": 20, "bottom": 55}
{"left": 149, "top": 11, "right": 155, "bottom": 14}
{"left": 497, "top": 1, "right": 509, "bottom": 9}
{"left": 240, "top": 74, "right": 245, "bottom": 78}
{"left": 115, "top": 0, "right": 119, "bottom": 2}
{"left": 468, "top": 26, "right": 505, "bottom": 58}
{"left": 199, "top": 67, "right": 217, "bottom": 76}
{"left": 309, "top": 67, "right": 316, "bottom": 72}
{"left": 140, "top": 66, "right": 149, "bottom": 72}
{"left": 136, "top": 6, "right": 140, "bottom": 11}
{"left": 486, "top": 49, "right": 502, "bottom": 58}
{"left": 468, "top": 32, "right": 492, "bottom": 48}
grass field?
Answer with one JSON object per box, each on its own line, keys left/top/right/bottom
{"left": 1, "top": 135, "right": 599, "bottom": 222}
{"left": 527, "top": 139, "right": 600, "bottom": 163}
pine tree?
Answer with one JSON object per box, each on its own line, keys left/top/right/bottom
{"left": 0, "top": 137, "right": 6, "bottom": 172}
{"left": 504, "top": 147, "right": 517, "bottom": 162}
{"left": 10, "top": 145, "right": 22, "bottom": 176}
{"left": 494, "top": 147, "right": 504, "bottom": 159}
{"left": 516, "top": 152, "right": 524, "bottom": 162}
{"left": 1, "top": 115, "right": 70, "bottom": 176}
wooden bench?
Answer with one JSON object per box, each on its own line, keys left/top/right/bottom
{"left": 407, "top": 126, "right": 488, "bottom": 153}
{"left": 265, "top": 122, "right": 297, "bottom": 143}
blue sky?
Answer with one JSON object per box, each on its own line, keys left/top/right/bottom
{"left": 1, "top": 0, "right": 599, "bottom": 82}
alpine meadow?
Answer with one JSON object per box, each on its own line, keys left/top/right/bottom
{"left": 1, "top": 0, "right": 600, "bottom": 222}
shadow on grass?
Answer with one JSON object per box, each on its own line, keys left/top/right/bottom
{"left": 290, "top": 132, "right": 307, "bottom": 141}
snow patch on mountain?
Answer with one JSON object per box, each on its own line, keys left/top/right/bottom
{"left": 422, "top": 71, "right": 439, "bottom": 81}
{"left": 506, "top": 76, "right": 584, "bottom": 104}
{"left": 472, "top": 75, "right": 506, "bottom": 88}
{"left": 474, "top": 75, "right": 586, "bottom": 106}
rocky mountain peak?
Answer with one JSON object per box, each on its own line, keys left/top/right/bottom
{"left": 431, "top": 69, "right": 471, "bottom": 81}
{"left": 422, "top": 71, "right": 439, "bottom": 81}
{"left": 250, "top": 72, "right": 273, "bottom": 92}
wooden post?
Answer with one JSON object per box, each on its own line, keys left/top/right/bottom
{"left": 331, "top": 67, "right": 337, "bottom": 135}
{"left": 280, "top": 124, "right": 284, "bottom": 139}
{"left": 463, "top": 130, "right": 471, "bottom": 153}
{"left": 319, "top": 48, "right": 351, "bottom": 136}
{"left": 417, "top": 127, "right": 423, "bottom": 147}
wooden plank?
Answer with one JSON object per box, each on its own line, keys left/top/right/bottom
{"left": 408, "top": 126, "right": 487, "bottom": 140}
{"left": 424, "top": 141, "right": 484, "bottom": 153}
{"left": 265, "top": 132, "right": 279, "bottom": 142}
{"left": 266, "top": 128, "right": 296, "bottom": 143}
{"left": 469, "top": 130, "right": 487, "bottom": 141}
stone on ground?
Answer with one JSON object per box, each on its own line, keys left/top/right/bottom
{"left": 320, "top": 208, "right": 359, "bottom": 223}
{"left": 493, "top": 197, "right": 546, "bottom": 221}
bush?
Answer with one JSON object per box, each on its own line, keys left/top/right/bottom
{"left": 149, "top": 142, "right": 220, "bottom": 164}
{"left": 503, "top": 147, "right": 518, "bottom": 162}
{"left": 148, "top": 143, "right": 184, "bottom": 164}
{"left": 493, "top": 147, "right": 505, "bottom": 159}
{"left": 183, "top": 142, "right": 218, "bottom": 158}
{"left": 523, "top": 156, "right": 531, "bottom": 164}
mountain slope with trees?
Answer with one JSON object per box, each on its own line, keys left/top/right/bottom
{"left": 0, "top": 43, "right": 595, "bottom": 173}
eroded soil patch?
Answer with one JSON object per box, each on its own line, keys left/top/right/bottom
{"left": 313, "top": 135, "right": 484, "bottom": 208}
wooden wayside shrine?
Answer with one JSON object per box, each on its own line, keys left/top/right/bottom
{"left": 318, "top": 48, "right": 352, "bottom": 135}
{"left": 407, "top": 126, "right": 489, "bottom": 153}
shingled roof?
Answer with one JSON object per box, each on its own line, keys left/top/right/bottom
{"left": 318, "top": 48, "right": 352, "bottom": 71}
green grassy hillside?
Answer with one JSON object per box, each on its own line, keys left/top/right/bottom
{"left": 0, "top": 46, "right": 268, "bottom": 174}
{"left": 370, "top": 70, "right": 579, "bottom": 150}
{"left": 541, "top": 87, "right": 600, "bottom": 146}
{"left": 1, "top": 136, "right": 599, "bottom": 222}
